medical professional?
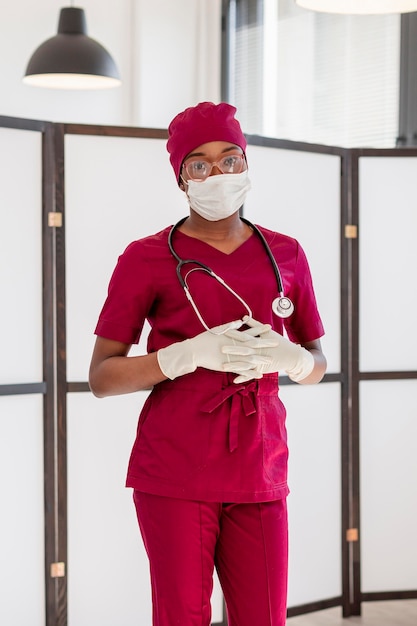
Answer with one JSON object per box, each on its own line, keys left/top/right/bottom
{"left": 89, "top": 101, "right": 327, "bottom": 626}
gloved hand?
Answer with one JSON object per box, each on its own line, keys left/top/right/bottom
{"left": 157, "top": 319, "right": 274, "bottom": 381}
{"left": 223, "top": 316, "right": 315, "bottom": 383}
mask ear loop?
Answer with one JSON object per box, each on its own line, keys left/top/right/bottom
{"left": 183, "top": 267, "right": 253, "bottom": 334}
{"left": 179, "top": 174, "right": 188, "bottom": 191}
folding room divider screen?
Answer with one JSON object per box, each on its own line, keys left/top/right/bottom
{"left": 0, "top": 115, "right": 416, "bottom": 626}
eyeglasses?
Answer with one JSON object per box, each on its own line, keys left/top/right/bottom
{"left": 182, "top": 154, "right": 246, "bottom": 182}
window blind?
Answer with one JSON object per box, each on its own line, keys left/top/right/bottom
{"left": 225, "top": 0, "right": 400, "bottom": 148}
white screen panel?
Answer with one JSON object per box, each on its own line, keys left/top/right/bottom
{"left": 0, "top": 128, "right": 43, "bottom": 384}
{"left": 0, "top": 395, "right": 44, "bottom": 625}
{"left": 65, "top": 135, "right": 188, "bottom": 381}
{"left": 282, "top": 383, "right": 342, "bottom": 606}
{"left": 245, "top": 145, "right": 341, "bottom": 374}
{"left": 67, "top": 392, "right": 151, "bottom": 626}
{"left": 67, "top": 391, "right": 225, "bottom": 625}
{"left": 359, "top": 157, "right": 417, "bottom": 372}
{"left": 211, "top": 572, "right": 224, "bottom": 623}
{"left": 360, "top": 379, "right": 417, "bottom": 592}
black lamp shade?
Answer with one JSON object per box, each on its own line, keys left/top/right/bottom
{"left": 23, "top": 8, "right": 121, "bottom": 89}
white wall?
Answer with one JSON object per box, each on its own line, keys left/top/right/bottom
{"left": 0, "top": 0, "right": 221, "bottom": 127}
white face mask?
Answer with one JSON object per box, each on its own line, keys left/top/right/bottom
{"left": 185, "top": 171, "right": 251, "bottom": 221}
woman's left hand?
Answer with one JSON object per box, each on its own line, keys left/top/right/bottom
{"left": 222, "top": 316, "right": 315, "bottom": 383}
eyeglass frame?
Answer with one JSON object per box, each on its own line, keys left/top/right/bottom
{"left": 181, "top": 152, "right": 247, "bottom": 182}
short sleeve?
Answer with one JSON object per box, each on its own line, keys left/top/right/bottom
{"left": 284, "top": 240, "right": 324, "bottom": 344}
{"left": 94, "top": 240, "right": 156, "bottom": 344}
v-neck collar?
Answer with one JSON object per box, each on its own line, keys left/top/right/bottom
{"left": 173, "top": 227, "right": 256, "bottom": 258}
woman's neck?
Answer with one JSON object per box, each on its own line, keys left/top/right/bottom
{"left": 177, "top": 211, "right": 253, "bottom": 253}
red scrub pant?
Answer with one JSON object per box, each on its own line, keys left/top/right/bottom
{"left": 133, "top": 491, "right": 288, "bottom": 626}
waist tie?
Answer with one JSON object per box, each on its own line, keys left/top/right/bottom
{"left": 201, "top": 380, "right": 258, "bottom": 452}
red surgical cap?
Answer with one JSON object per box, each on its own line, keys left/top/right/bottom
{"left": 166, "top": 101, "right": 247, "bottom": 183}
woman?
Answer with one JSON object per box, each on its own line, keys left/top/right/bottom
{"left": 89, "top": 101, "right": 327, "bottom": 626}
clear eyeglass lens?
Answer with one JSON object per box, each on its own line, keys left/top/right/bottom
{"left": 184, "top": 154, "right": 245, "bottom": 181}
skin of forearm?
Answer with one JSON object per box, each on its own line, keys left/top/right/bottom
{"left": 297, "top": 348, "right": 327, "bottom": 385}
{"left": 89, "top": 352, "right": 167, "bottom": 398}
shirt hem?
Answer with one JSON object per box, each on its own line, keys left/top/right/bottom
{"left": 125, "top": 475, "right": 290, "bottom": 503}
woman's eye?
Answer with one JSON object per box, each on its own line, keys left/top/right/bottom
{"left": 222, "top": 156, "right": 239, "bottom": 170}
{"left": 191, "top": 161, "right": 208, "bottom": 172}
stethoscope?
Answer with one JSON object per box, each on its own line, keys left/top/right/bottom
{"left": 168, "top": 217, "right": 294, "bottom": 332}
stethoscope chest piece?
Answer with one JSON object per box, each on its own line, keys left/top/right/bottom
{"left": 272, "top": 296, "right": 294, "bottom": 319}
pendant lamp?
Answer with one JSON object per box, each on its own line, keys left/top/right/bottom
{"left": 23, "top": 7, "right": 121, "bottom": 89}
{"left": 295, "top": 0, "right": 417, "bottom": 14}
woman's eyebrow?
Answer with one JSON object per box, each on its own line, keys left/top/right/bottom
{"left": 185, "top": 146, "right": 243, "bottom": 160}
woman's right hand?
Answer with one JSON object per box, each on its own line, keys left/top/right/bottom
{"left": 157, "top": 319, "right": 274, "bottom": 381}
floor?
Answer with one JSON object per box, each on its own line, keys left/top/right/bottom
{"left": 286, "top": 600, "right": 417, "bottom": 625}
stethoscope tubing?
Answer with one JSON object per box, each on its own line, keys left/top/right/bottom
{"left": 240, "top": 216, "right": 285, "bottom": 297}
{"left": 168, "top": 216, "right": 294, "bottom": 327}
{"left": 169, "top": 216, "right": 285, "bottom": 294}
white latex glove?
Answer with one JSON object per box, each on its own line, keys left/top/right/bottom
{"left": 157, "top": 319, "right": 273, "bottom": 381}
{"left": 223, "top": 316, "right": 315, "bottom": 383}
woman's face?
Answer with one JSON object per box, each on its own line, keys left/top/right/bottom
{"left": 179, "top": 141, "right": 246, "bottom": 190}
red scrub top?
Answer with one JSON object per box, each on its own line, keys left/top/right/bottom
{"left": 95, "top": 222, "right": 324, "bottom": 503}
